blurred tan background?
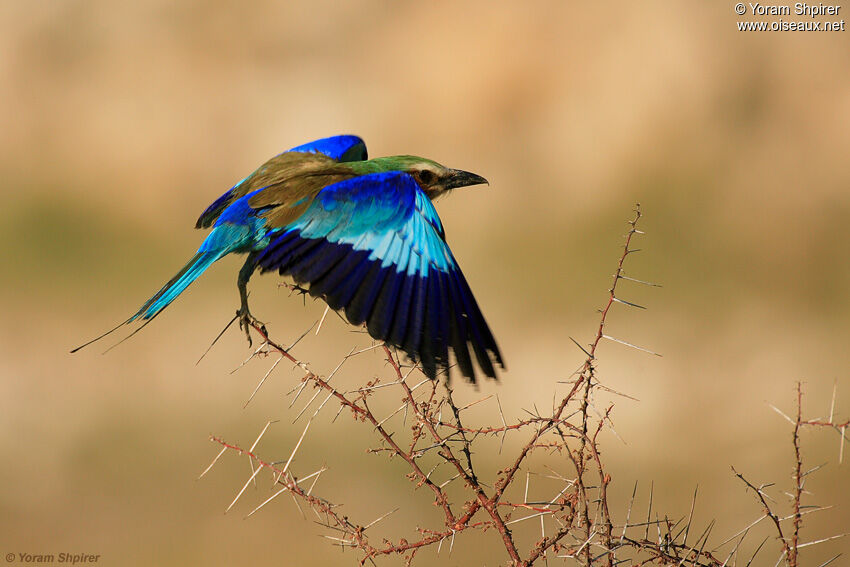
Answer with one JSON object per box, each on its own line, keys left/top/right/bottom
{"left": 2, "top": 1, "right": 848, "bottom": 565}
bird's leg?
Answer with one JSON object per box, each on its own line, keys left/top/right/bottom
{"left": 237, "top": 254, "right": 266, "bottom": 346}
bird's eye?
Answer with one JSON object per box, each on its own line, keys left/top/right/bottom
{"left": 416, "top": 170, "right": 436, "bottom": 185}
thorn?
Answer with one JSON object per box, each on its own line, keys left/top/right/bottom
{"left": 322, "top": 535, "right": 356, "bottom": 546}
{"left": 376, "top": 400, "right": 410, "bottom": 429}
{"left": 719, "top": 531, "right": 748, "bottom": 567}
{"left": 244, "top": 356, "right": 283, "bottom": 408}
{"left": 457, "top": 394, "right": 494, "bottom": 412}
{"left": 592, "top": 381, "right": 640, "bottom": 402}
{"left": 198, "top": 314, "right": 239, "bottom": 365}
{"left": 424, "top": 462, "right": 441, "bottom": 481}
{"left": 283, "top": 419, "right": 312, "bottom": 474}
{"left": 572, "top": 529, "right": 597, "bottom": 558}
{"left": 815, "top": 554, "right": 843, "bottom": 567}
{"left": 288, "top": 320, "right": 317, "bottom": 351}
{"left": 198, "top": 446, "right": 228, "bottom": 480}
{"left": 332, "top": 403, "right": 345, "bottom": 423}
{"left": 230, "top": 340, "right": 270, "bottom": 374}
{"left": 249, "top": 420, "right": 278, "bottom": 453}
{"left": 288, "top": 379, "right": 310, "bottom": 409}
{"left": 505, "top": 511, "right": 553, "bottom": 525}
{"left": 645, "top": 481, "right": 654, "bottom": 541}
{"left": 363, "top": 507, "right": 400, "bottom": 530}
{"left": 540, "top": 514, "right": 546, "bottom": 553}
{"left": 690, "top": 519, "right": 714, "bottom": 563}
{"left": 602, "top": 334, "right": 662, "bottom": 356}
{"left": 292, "top": 386, "right": 324, "bottom": 423}
{"left": 768, "top": 403, "right": 795, "bottom": 426}
{"left": 778, "top": 505, "right": 833, "bottom": 522}
{"left": 314, "top": 390, "right": 335, "bottom": 416}
{"left": 289, "top": 491, "right": 306, "bottom": 520}
{"left": 226, "top": 464, "right": 264, "bottom": 513}
{"left": 829, "top": 380, "right": 837, "bottom": 423}
{"left": 797, "top": 533, "right": 847, "bottom": 548}
{"left": 245, "top": 485, "right": 289, "bottom": 518}
{"left": 494, "top": 394, "right": 508, "bottom": 453}
{"left": 618, "top": 274, "right": 661, "bottom": 287}
{"left": 621, "top": 481, "right": 637, "bottom": 541}
{"left": 801, "top": 462, "right": 827, "bottom": 477}
{"left": 350, "top": 343, "right": 386, "bottom": 356}
{"left": 305, "top": 467, "right": 325, "bottom": 496}
{"left": 358, "top": 379, "right": 403, "bottom": 392}
{"left": 713, "top": 514, "right": 767, "bottom": 551}
{"left": 547, "top": 483, "right": 573, "bottom": 509}
{"left": 316, "top": 305, "right": 330, "bottom": 335}
{"left": 407, "top": 375, "right": 428, "bottom": 393}
{"left": 569, "top": 336, "right": 593, "bottom": 358}
{"left": 744, "top": 536, "right": 769, "bottom": 567}
{"left": 247, "top": 453, "right": 259, "bottom": 489}
{"left": 438, "top": 473, "right": 461, "bottom": 489}
{"left": 612, "top": 296, "right": 646, "bottom": 310}
{"left": 683, "top": 485, "right": 698, "bottom": 547}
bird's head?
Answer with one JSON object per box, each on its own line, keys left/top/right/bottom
{"left": 373, "top": 155, "right": 488, "bottom": 200}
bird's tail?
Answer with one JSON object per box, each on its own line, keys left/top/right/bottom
{"left": 70, "top": 251, "right": 223, "bottom": 353}
{"left": 131, "top": 251, "right": 222, "bottom": 322}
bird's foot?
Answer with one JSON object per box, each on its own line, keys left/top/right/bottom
{"left": 237, "top": 306, "right": 267, "bottom": 347}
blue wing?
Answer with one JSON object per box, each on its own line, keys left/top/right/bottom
{"left": 253, "top": 171, "right": 502, "bottom": 382}
{"left": 196, "top": 135, "right": 367, "bottom": 229}
{"left": 287, "top": 135, "right": 368, "bottom": 162}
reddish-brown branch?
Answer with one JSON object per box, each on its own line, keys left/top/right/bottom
{"left": 200, "top": 202, "right": 850, "bottom": 567}
{"left": 210, "top": 435, "right": 367, "bottom": 546}
{"left": 231, "top": 206, "right": 647, "bottom": 567}
{"left": 206, "top": 205, "right": 850, "bottom": 567}
{"left": 247, "top": 327, "right": 460, "bottom": 528}
{"left": 790, "top": 382, "right": 803, "bottom": 567}
{"left": 802, "top": 419, "right": 850, "bottom": 427}
{"left": 495, "top": 207, "right": 643, "bottom": 515}
{"left": 383, "top": 345, "right": 524, "bottom": 565}
{"left": 732, "top": 467, "right": 789, "bottom": 556}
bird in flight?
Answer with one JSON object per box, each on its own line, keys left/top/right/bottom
{"left": 73, "top": 135, "right": 503, "bottom": 382}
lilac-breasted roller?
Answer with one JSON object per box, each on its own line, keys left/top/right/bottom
{"left": 73, "top": 135, "right": 503, "bottom": 382}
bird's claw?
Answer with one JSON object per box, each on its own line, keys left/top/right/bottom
{"left": 237, "top": 308, "right": 266, "bottom": 347}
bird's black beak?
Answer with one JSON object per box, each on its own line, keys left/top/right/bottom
{"left": 444, "top": 169, "right": 488, "bottom": 190}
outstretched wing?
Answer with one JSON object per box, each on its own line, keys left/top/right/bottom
{"left": 253, "top": 171, "right": 503, "bottom": 383}
{"left": 196, "top": 135, "right": 368, "bottom": 229}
